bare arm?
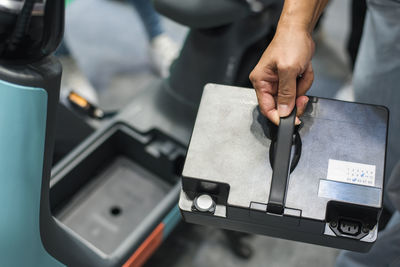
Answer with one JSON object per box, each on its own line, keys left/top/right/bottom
{"left": 279, "top": 0, "right": 329, "bottom": 33}
{"left": 250, "top": 0, "right": 329, "bottom": 125}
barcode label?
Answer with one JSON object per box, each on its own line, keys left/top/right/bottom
{"left": 327, "top": 159, "right": 376, "bottom": 187}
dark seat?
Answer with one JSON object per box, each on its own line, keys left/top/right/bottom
{"left": 154, "top": 0, "right": 251, "bottom": 28}
{"left": 152, "top": 0, "right": 282, "bottom": 129}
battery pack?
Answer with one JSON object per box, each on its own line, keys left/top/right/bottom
{"left": 179, "top": 84, "right": 388, "bottom": 252}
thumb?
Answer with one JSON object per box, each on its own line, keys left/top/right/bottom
{"left": 277, "top": 66, "right": 298, "bottom": 117}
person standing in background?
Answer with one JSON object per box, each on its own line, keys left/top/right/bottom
{"left": 61, "top": 0, "right": 180, "bottom": 78}
{"left": 250, "top": 0, "right": 400, "bottom": 266}
{"left": 129, "top": 0, "right": 179, "bottom": 78}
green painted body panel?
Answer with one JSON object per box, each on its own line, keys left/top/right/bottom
{"left": 0, "top": 80, "right": 64, "bottom": 267}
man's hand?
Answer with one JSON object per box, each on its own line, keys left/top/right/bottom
{"left": 250, "top": 26, "right": 314, "bottom": 125}
{"left": 249, "top": 0, "right": 329, "bottom": 125}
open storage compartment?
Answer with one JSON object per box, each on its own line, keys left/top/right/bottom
{"left": 50, "top": 123, "right": 185, "bottom": 258}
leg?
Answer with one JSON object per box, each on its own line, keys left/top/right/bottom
{"left": 336, "top": 212, "right": 400, "bottom": 267}
{"left": 129, "top": 0, "right": 179, "bottom": 77}
{"left": 346, "top": 0, "right": 367, "bottom": 70}
{"left": 336, "top": 1, "right": 400, "bottom": 265}
{"left": 129, "top": 0, "right": 164, "bottom": 40}
{"left": 352, "top": 0, "right": 400, "bottom": 211}
{"left": 223, "top": 230, "right": 253, "bottom": 259}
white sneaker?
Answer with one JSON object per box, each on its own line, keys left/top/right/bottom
{"left": 149, "top": 34, "right": 180, "bottom": 78}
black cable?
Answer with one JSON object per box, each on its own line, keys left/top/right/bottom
{"left": 6, "top": 0, "right": 36, "bottom": 53}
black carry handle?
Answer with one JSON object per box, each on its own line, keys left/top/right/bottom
{"left": 269, "top": 130, "right": 302, "bottom": 174}
{"left": 267, "top": 108, "right": 296, "bottom": 215}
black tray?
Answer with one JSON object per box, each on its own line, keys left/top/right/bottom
{"left": 50, "top": 123, "right": 185, "bottom": 265}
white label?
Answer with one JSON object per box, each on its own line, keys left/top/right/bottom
{"left": 327, "top": 159, "right": 376, "bottom": 187}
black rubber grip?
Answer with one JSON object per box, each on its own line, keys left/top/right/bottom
{"left": 267, "top": 108, "right": 296, "bottom": 215}
{"left": 269, "top": 130, "right": 302, "bottom": 174}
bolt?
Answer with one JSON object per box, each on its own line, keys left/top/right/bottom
{"left": 362, "top": 227, "right": 370, "bottom": 233}
{"left": 330, "top": 221, "right": 337, "bottom": 228}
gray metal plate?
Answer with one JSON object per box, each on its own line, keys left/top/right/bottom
{"left": 182, "top": 84, "right": 387, "bottom": 221}
{"left": 57, "top": 156, "right": 171, "bottom": 254}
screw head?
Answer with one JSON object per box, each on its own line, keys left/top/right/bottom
{"left": 330, "top": 221, "right": 337, "bottom": 228}
{"left": 362, "top": 227, "right": 370, "bottom": 233}
{"left": 193, "top": 194, "right": 216, "bottom": 213}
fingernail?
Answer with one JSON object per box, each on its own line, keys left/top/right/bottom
{"left": 278, "top": 104, "right": 291, "bottom": 117}
{"left": 271, "top": 110, "right": 280, "bottom": 126}
{"left": 295, "top": 117, "right": 301, "bottom": 125}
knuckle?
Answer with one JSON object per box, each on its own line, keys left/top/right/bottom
{"left": 277, "top": 62, "right": 300, "bottom": 73}
{"left": 253, "top": 81, "right": 268, "bottom": 93}
{"left": 307, "top": 67, "right": 314, "bottom": 76}
{"left": 277, "top": 62, "right": 289, "bottom": 71}
{"left": 307, "top": 64, "right": 314, "bottom": 73}
{"left": 249, "top": 71, "right": 257, "bottom": 83}
{"left": 249, "top": 68, "right": 261, "bottom": 83}
{"left": 278, "top": 89, "right": 295, "bottom": 99}
{"left": 249, "top": 71, "right": 268, "bottom": 91}
{"left": 306, "top": 69, "right": 315, "bottom": 83}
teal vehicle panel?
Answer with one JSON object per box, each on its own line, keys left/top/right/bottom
{"left": 162, "top": 205, "right": 181, "bottom": 239}
{"left": 0, "top": 80, "right": 63, "bottom": 267}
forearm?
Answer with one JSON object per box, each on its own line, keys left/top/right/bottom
{"left": 278, "top": 0, "right": 330, "bottom": 33}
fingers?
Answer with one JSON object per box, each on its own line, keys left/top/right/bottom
{"left": 296, "top": 95, "right": 309, "bottom": 117}
{"left": 277, "top": 65, "right": 299, "bottom": 117}
{"left": 250, "top": 65, "right": 280, "bottom": 124}
{"left": 255, "top": 90, "right": 280, "bottom": 125}
{"left": 297, "top": 62, "right": 314, "bottom": 97}
{"left": 294, "top": 63, "right": 313, "bottom": 124}
{"left": 250, "top": 61, "right": 313, "bottom": 126}
{"left": 252, "top": 80, "right": 279, "bottom": 124}
{"left": 249, "top": 63, "right": 279, "bottom": 94}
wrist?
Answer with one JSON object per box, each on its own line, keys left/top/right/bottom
{"left": 277, "top": 0, "right": 329, "bottom": 34}
{"left": 277, "top": 16, "right": 313, "bottom": 34}
{"left": 275, "top": 22, "right": 313, "bottom": 40}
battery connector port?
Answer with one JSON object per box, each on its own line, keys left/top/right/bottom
{"left": 338, "top": 219, "right": 361, "bottom": 236}
{"left": 329, "top": 218, "right": 370, "bottom": 240}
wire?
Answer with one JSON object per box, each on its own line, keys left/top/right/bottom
{"left": 6, "top": 0, "right": 36, "bottom": 53}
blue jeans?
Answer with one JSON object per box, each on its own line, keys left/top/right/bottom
{"left": 129, "top": 0, "right": 164, "bottom": 40}
{"left": 336, "top": 0, "right": 400, "bottom": 266}
{"left": 352, "top": 0, "right": 400, "bottom": 212}
{"left": 336, "top": 213, "right": 400, "bottom": 267}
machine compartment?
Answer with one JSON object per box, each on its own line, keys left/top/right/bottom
{"left": 50, "top": 123, "right": 184, "bottom": 256}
